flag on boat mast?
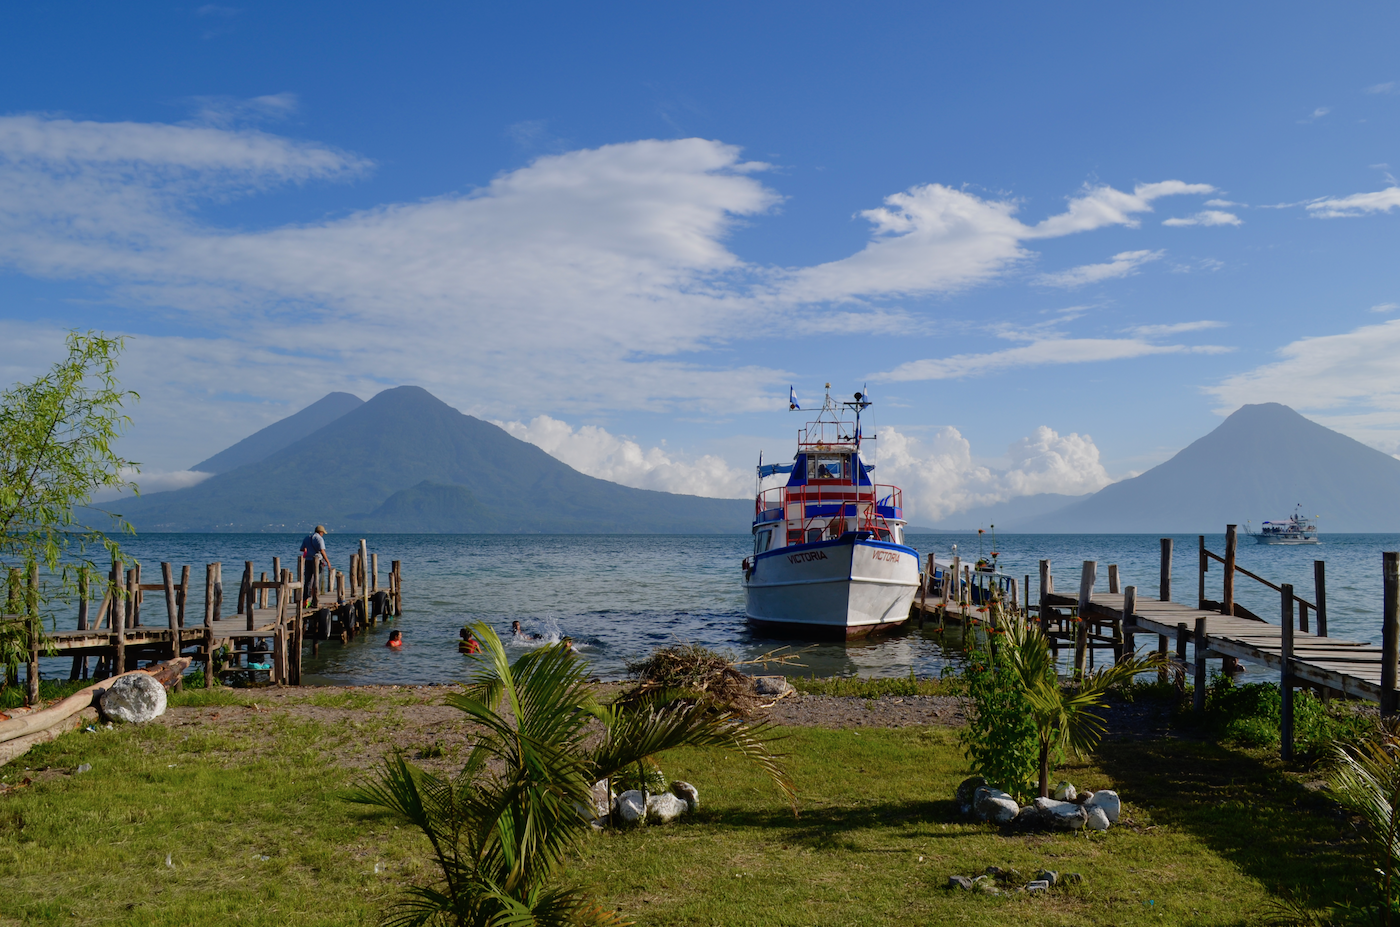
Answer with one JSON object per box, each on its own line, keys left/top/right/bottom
{"left": 789, "top": 386, "right": 800, "bottom": 411}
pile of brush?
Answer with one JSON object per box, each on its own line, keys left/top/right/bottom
{"left": 618, "top": 643, "right": 802, "bottom": 716}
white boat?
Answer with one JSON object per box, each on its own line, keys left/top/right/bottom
{"left": 1249, "top": 505, "right": 1320, "bottom": 545}
{"left": 742, "top": 387, "right": 919, "bottom": 639}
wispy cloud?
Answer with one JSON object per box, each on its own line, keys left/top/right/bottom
{"left": 1366, "top": 82, "right": 1396, "bottom": 95}
{"left": 1125, "top": 320, "right": 1226, "bottom": 337}
{"left": 190, "top": 92, "right": 298, "bottom": 127}
{"left": 1036, "top": 249, "right": 1164, "bottom": 288}
{"left": 1371, "top": 302, "right": 1399, "bottom": 313}
{"left": 874, "top": 336, "right": 1231, "bottom": 382}
{"left": 1205, "top": 198, "right": 1243, "bottom": 207}
{"left": 1306, "top": 187, "right": 1400, "bottom": 218}
{"left": 1298, "top": 106, "right": 1331, "bottom": 123}
{"left": 1163, "top": 209, "right": 1242, "bottom": 227}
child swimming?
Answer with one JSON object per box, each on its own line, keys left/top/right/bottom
{"left": 386, "top": 629, "right": 402, "bottom": 648}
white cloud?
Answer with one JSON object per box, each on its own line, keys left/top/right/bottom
{"left": 496, "top": 415, "right": 749, "bottom": 498}
{"left": 0, "top": 114, "right": 1224, "bottom": 469}
{"left": 871, "top": 425, "right": 1112, "bottom": 522}
{"left": 1366, "top": 82, "right": 1396, "bottom": 95}
{"left": 1306, "top": 187, "right": 1400, "bottom": 218}
{"left": 1162, "top": 210, "right": 1242, "bottom": 227}
{"left": 875, "top": 336, "right": 1232, "bottom": 382}
{"left": 1124, "top": 320, "right": 1226, "bottom": 336}
{"left": 1037, "top": 249, "right": 1164, "bottom": 288}
{"left": 1209, "top": 319, "right": 1400, "bottom": 415}
{"left": 1371, "top": 303, "right": 1399, "bottom": 313}
{"left": 1299, "top": 107, "right": 1331, "bottom": 123}
{"left": 92, "top": 468, "right": 212, "bottom": 502}
{"left": 191, "top": 92, "right": 299, "bottom": 127}
{"left": 1205, "top": 198, "right": 1243, "bottom": 207}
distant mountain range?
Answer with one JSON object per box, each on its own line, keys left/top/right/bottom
{"left": 119, "top": 386, "right": 751, "bottom": 533}
{"left": 1000, "top": 403, "right": 1400, "bottom": 533}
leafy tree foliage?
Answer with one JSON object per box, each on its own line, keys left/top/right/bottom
{"left": 351, "top": 624, "right": 793, "bottom": 927}
{"left": 0, "top": 331, "right": 137, "bottom": 686}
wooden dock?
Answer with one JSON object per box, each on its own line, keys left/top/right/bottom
{"left": 3, "top": 540, "right": 403, "bottom": 704}
{"left": 911, "top": 528, "right": 1400, "bottom": 758}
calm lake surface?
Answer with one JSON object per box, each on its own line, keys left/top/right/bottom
{"left": 40, "top": 532, "right": 1400, "bottom": 685}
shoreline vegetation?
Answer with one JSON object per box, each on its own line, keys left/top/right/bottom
{"left": 0, "top": 670, "right": 1380, "bottom": 926}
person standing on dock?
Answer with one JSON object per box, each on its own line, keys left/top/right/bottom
{"left": 300, "top": 526, "right": 332, "bottom": 608}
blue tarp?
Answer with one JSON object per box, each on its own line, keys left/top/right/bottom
{"left": 758, "top": 462, "right": 794, "bottom": 478}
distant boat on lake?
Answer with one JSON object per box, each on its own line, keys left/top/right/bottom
{"left": 741, "top": 386, "right": 919, "bottom": 639}
{"left": 1248, "top": 505, "right": 1320, "bottom": 545}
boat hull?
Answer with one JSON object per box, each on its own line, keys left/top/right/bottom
{"left": 744, "top": 535, "right": 919, "bottom": 639}
{"left": 1254, "top": 536, "right": 1320, "bottom": 545}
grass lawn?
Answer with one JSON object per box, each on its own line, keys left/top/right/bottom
{"left": 0, "top": 687, "right": 1370, "bottom": 926}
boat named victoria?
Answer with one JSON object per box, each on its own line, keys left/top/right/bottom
{"left": 741, "top": 388, "right": 920, "bottom": 638}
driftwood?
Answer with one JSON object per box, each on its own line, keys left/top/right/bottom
{"left": 0, "top": 657, "right": 191, "bottom": 745}
{"left": 0, "top": 707, "right": 99, "bottom": 766}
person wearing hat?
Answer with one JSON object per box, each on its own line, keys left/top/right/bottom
{"left": 300, "top": 525, "right": 332, "bottom": 608}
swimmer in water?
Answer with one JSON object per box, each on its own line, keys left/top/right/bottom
{"left": 559, "top": 636, "right": 578, "bottom": 653}
{"left": 386, "top": 629, "right": 402, "bottom": 648}
{"left": 511, "top": 620, "right": 543, "bottom": 641}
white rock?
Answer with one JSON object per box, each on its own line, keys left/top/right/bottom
{"left": 753, "top": 675, "right": 793, "bottom": 696}
{"left": 613, "top": 790, "right": 647, "bottom": 826}
{"left": 589, "top": 779, "right": 613, "bottom": 819}
{"left": 670, "top": 780, "right": 699, "bottom": 813}
{"left": 99, "top": 674, "right": 167, "bottom": 724}
{"left": 1052, "top": 781, "right": 1077, "bottom": 801}
{"left": 1085, "top": 805, "right": 1110, "bottom": 831}
{"left": 1033, "top": 797, "right": 1087, "bottom": 830}
{"left": 973, "top": 786, "right": 1020, "bottom": 824}
{"left": 646, "top": 792, "right": 688, "bottom": 824}
{"left": 1083, "top": 789, "right": 1120, "bottom": 824}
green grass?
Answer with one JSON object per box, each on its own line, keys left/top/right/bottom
{"left": 0, "top": 688, "right": 1372, "bottom": 926}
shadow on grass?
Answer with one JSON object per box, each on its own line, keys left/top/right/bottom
{"left": 1095, "top": 736, "right": 1368, "bottom": 914}
{"left": 692, "top": 798, "right": 960, "bottom": 852}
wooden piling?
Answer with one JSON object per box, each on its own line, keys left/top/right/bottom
{"left": 1108, "top": 564, "right": 1120, "bottom": 595}
{"left": 245, "top": 568, "right": 256, "bottom": 633}
{"left": 203, "top": 563, "right": 215, "bottom": 689}
{"left": 1193, "top": 617, "right": 1207, "bottom": 713}
{"left": 70, "top": 568, "right": 90, "bottom": 681}
{"left": 213, "top": 562, "right": 223, "bottom": 621}
{"left": 1281, "top": 583, "right": 1296, "bottom": 758}
{"left": 162, "top": 562, "right": 179, "bottom": 662}
{"left": 177, "top": 565, "right": 189, "bottom": 628}
{"left": 1075, "top": 561, "right": 1096, "bottom": 674}
{"left": 124, "top": 567, "right": 137, "bottom": 670}
{"left": 919, "top": 554, "right": 931, "bottom": 625}
{"left": 1314, "top": 560, "right": 1328, "bottom": 638}
{"left": 1198, "top": 535, "right": 1207, "bottom": 610}
{"left": 1038, "top": 560, "right": 1051, "bottom": 634}
{"left": 1120, "top": 585, "right": 1136, "bottom": 663}
{"left": 1222, "top": 525, "right": 1237, "bottom": 618}
{"left": 371, "top": 553, "right": 378, "bottom": 593}
{"left": 25, "top": 563, "right": 39, "bottom": 706}
{"left": 271, "top": 557, "right": 280, "bottom": 608}
{"left": 1383, "top": 553, "right": 1399, "bottom": 717}
{"left": 391, "top": 560, "right": 402, "bottom": 615}
{"left": 1160, "top": 537, "right": 1173, "bottom": 602}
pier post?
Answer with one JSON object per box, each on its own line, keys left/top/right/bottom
{"left": 359, "top": 539, "right": 370, "bottom": 630}
{"left": 212, "top": 562, "right": 223, "bottom": 622}
{"left": 1009, "top": 577, "right": 1019, "bottom": 615}
{"left": 391, "top": 560, "right": 402, "bottom": 616}
{"left": 1198, "top": 536, "right": 1207, "bottom": 610}
{"left": 1023, "top": 574, "right": 1030, "bottom": 619}
{"left": 177, "top": 565, "right": 189, "bottom": 628}
{"left": 951, "top": 555, "right": 961, "bottom": 609}
{"left": 962, "top": 565, "right": 971, "bottom": 619}
{"left": 1160, "top": 538, "right": 1173, "bottom": 602}
{"left": 245, "top": 567, "right": 256, "bottom": 632}
{"left": 1175, "top": 622, "right": 1189, "bottom": 690}
{"left": 162, "top": 562, "right": 179, "bottom": 666}
{"left": 71, "top": 568, "right": 89, "bottom": 681}
{"left": 1119, "top": 585, "right": 1136, "bottom": 663}
{"left": 371, "top": 553, "right": 379, "bottom": 593}
{"left": 1193, "top": 617, "right": 1207, "bottom": 713}
{"left": 110, "top": 558, "right": 123, "bottom": 679}
{"left": 1383, "top": 553, "right": 1399, "bottom": 717}
{"left": 1281, "top": 583, "right": 1296, "bottom": 759}
{"left": 132, "top": 563, "right": 141, "bottom": 626}
{"left": 1314, "top": 560, "right": 1328, "bottom": 638}
{"left": 271, "top": 557, "right": 280, "bottom": 608}
{"left": 203, "top": 563, "right": 215, "bottom": 689}
{"left": 1157, "top": 632, "right": 1168, "bottom": 683}
{"left": 1038, "top": 560, "right": 1051, "bottom": 634}
{"left": 1223, "top": 525, "right": 1237, "bottom": 617}
{"left": 25, "top": 563, "right": 39, "bottom": 706}
{"left": 1108, "top": 564, "right": 1120, "bottom": 595}
{"left": 124, "top": 567, "right": 137, "bottom": 670}
{"left": 1075, "top": 561, "right": 1096, "bottom": 675}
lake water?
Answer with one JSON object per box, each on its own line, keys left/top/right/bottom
{"left": 37, "top": 532, "right": 1400, "bottom": 685}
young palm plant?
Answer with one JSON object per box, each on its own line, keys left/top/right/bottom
{"left": 1329, "top": 719, "right": 1400, "bottom": 925}
{"left": 351, "top": 623, "right": 794, "bottom": 927}
{"left": 997, "top": 611, "right": 1165, "bottom": 798}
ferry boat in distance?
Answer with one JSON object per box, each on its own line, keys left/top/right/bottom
{"left": 1249, "top": 505, "right": 1320, "bottom": 545}
{"left": 742, "top": 386, "right": 920, "bottom": 639}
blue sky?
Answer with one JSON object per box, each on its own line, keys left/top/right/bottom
{"left": 2, "top": 2, "right": 1399, "bottom": 521}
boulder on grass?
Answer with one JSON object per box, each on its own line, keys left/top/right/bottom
{"left": 752, "top": 675, "right": 793, "bottom": 696}
{"left": 973, "top": 786, "right": 1020, "bottom": 824}
{"left": 1083, "top": 789, "right": 1120, "bottom": 824}
{"left": 646, "top": 792, "right": 689, "bottom": 824}
{"left": 670, "top": 780, "right": 699, "bottom": 813}
{"left": 614, "top": 790, "right": 647, "bottom": 826}
{"left": 99, "top": 674, "right": 167, "bottom": 724}
{"left": 955, "top": 776, "right": 988, "bottom": 816}
{"left": 1052, "top": 780, "right": 1077, "bottom": 801}
{"left": 1033, "top": 797, "right": 1087, "bottom": 830}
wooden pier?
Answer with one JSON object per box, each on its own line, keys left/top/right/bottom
{"left": 3, "top": 540, "right": 403, "bottom": 703}
{"left": 911, "top": 527, "right": 1400, "bottom": 758}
